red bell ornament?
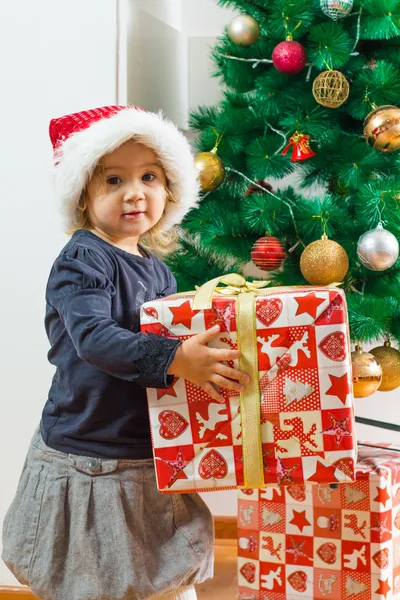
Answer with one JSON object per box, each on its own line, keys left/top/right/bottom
{"left": 282, "top": 133, "right": 316, "bottom": 162}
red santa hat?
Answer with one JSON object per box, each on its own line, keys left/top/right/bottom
{"left": 49, "top": 105, "right": 200, "bottom": 231}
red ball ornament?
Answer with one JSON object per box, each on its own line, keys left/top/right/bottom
{"left": 251, "top": 236, "right": 286, "bottom": 271}
{"left": 272, "top": 40, "right": 307, "bottom": 74}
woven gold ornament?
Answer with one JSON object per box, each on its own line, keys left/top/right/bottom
{"left": 300, "top": 234, "right": 349, "bottom": 285}
{"left": 351, "top": 345, "right": 383, "bottom": 398}
{"left": 312, "top": 70, "right": 350, "bottom": 108}
{"left": 363, "top": 105, "right": 400, "bottom": 152}
{"left": 194, "top": 149, "right": 225, "bottom": 192}
{"left": 370, "top": 340, "right": 400, "bottom": 391}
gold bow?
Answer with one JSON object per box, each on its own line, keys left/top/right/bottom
{"left": 193, "top": 273, "right": 270, "bottom": 310}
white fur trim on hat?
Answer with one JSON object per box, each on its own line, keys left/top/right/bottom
{"left": 53, "top": 108, "right": 200, "bottom": 231}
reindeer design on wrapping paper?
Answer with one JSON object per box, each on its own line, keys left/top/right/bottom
{"left": 195, "top": 403, "right": 229, "bottom": 440}
{"left": 272, "top": 417, "right": 319, "bottom": 454}
{"left": 261, "top": 536, "right": 283, "bottom": 561}
{"left": 343, "top": 545, "right": 367, "bottom": 569}
{"left": 261, "top": 566, "right": 282, "bottom": 590}
{"left": 344, "top": 514, "right": 367, "bottom": 539}
{"left": 257, "top": 331, "right": 310, "bottom": 368}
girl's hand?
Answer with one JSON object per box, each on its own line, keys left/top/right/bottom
{"left": 167, "top": 325, "right": 251, "bottom": 403}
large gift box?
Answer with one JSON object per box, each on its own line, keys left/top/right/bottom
{"left": 237, "top": 443, "right": 400, "bottom": 600}
{"left": 140, "top": 274, "right": 357, "bottom": 493}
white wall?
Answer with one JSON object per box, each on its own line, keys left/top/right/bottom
{"left": 1, "top": 0, "right": 399, "bottom": 588}
{"left": 0, "top": 0, "right": 118, "bottom": 586}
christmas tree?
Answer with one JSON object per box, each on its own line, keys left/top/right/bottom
{"left": 166, "top": 0, "right": 400, "bottom": 394}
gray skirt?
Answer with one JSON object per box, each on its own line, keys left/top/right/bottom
{"left": 2, "top": 427, "right": 214, "bottom": 600}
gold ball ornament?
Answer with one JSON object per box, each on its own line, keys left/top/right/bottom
{"left": 370, "top": 340, "right": 400, "bottom": 391}
{"left": 194, "top": 150, "right": 225, "bottom": 192}
{"left": 312, "top": 70, "right": 350, "bottom": 108}
{"left": 351, "top": 345, "right": 383, "bottom": 398}
{"left": 227, "top": 14, "right": 260, "bottom": 47}
{"left": 300, "top": 234, "right": 349, "bottom": 285}
{"left": 363, "top": 105, "right": 400, "bottom": 152}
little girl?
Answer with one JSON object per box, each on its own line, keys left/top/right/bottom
{"left": 2, "top": 106, "right": 250, "bottom": 600}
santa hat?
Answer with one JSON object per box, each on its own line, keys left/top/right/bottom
{"left": 49, "top": 105, "right": 200, "bottom": 231}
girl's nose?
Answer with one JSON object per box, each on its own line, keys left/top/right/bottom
{"left": 124, "top": 183, "right": 145, "bottom": 202}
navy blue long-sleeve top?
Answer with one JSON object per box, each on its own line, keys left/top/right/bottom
{"left": 41, "top": 229, "right": 181, "bottom": 458}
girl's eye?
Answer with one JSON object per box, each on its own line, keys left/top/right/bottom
{"left": 142, "top": 173, "right": 156, "bottom": 182}
{"left": 106, "top": 176, "right": 122, "bottom": 185}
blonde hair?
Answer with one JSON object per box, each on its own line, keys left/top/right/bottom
{"left": 67, "top": 163, "right": 178, "bottom": 256}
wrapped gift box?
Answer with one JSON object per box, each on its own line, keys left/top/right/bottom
{"left": 140, "top": 274, "right": 357, "bottom": 493}
{"left": 237, "top": 443, "right": 400, "bottom": 600}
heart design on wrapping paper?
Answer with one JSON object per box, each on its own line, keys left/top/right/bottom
{"left": 288, "top": 571, "right": 307, "bottom": 593}
{"left": 286, "top": 485, "right": 307, "bottom": 502}
{"left": 240, "top": 562, "right": 256, "bottom": 584}
{"left": 256, "top": 298, "right": 283, "bottom": 327}
{"left": 317, "top": 542, "right": 337, "bottom": 565}
{"left": 198, "top": 449, "right": 228, "bottom": 480}
{"left": 318, "top": 331, "right": 346, "bottom": 362}
{"left": 143, "top": 306, "right": 159, "bottom": 320}
{"left": 372, "top": 548, "right": 389, "bottom": 569}
{"left": 158, "top": 410, "right": 189, "bottom": 440}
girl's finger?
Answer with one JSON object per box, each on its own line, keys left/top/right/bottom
{"left": 214, "top": 363, "right": 250, "bottom": 384}
{"left": 210, "top": 374, "right": 245, "bottom": 393}
{"left": 203, "top": 381, "right": 225, "bottom": 403}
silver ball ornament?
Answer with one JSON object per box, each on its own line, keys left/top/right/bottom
{"left": 227, "top": 14, "right": 260, "bottom": 47}
{"left": 320, "top": 0, "right": 354, "bottom": 20}
{"left": 357, "top": 223, "right": 399, "bottom": 271}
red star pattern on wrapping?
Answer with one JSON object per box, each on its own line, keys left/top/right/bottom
{"left": 157, "top": 377, "right": 178, "bottom": 400}
{"left": 295, "top": 292, "right": 326, "bottom": 318}
{"left": 376, "top": 578, "right": 391, "bottom": 598}
{"left": 322, "top": 413, "right": 352, "bottom": 448}
{"left": 169, "top": 301, "right": 200, "bottom": 329}
{"left": 326, "top": 373, "right": 350, "bottom": 404}
{"left": 308, "top": 460, "right": 338, "bottom": 483}
{"left": 209, "top": 302, "right": 235, "bottom": 333}
{"left": 374, "top": 485, "right": 391, "bottom": 507}
{"left": 290, "top": 510, "right": 311, "bottom": 533}
{"left": 286, "top": 537, "right": 312, "bottom": 562}
{"left": 277, "top": 457, "right": 299, "bottom": 485}
{"left": 158, "top": 448, "right": 190, "bottom": 487}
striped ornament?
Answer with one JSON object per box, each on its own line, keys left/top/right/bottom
{"left": 250, "top": 236, "right": 286, "bottom": 271}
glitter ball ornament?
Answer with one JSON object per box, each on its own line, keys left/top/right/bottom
{"left": 370, "top": 340, "right": 400, "bottom": 391}
{"left": 251, "top": 236, "right": 286, "bottom": 271}
{"left": 320, "top": 0, "right": 354, "bottom": 20}
{"left": 272, "top": 40, "right": 307, "bottom": 74}
{"left": 300, "top": 234, "right": 349, "bottom": 285}
{"left": 227, "top": 14, "right": 260, "bottom": 47}
{"left": 351, "top": 345, "right": 382, "bottom": 398}
{"left": 363, "top": 105, "right": 400, "bottom": 152}
{"left": 194, "top": 150, "right": 225, "bottom": 192}
{"left": 312, "top": 70, "right": 350, "bottom": 108}
{"left": 357, "top": 223, "right": 399, "bottom": 271}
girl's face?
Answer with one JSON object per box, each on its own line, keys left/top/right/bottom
{"left": 86, "top": 140, "right": 168, "bottom": 248}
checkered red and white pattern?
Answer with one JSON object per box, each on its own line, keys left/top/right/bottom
{"left": 237, "top": 443, "right": 400, "bottom": 600}
{"left": 140, "top": 286, "right": 356, "bottom": 493}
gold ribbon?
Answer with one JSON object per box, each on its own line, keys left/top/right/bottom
{"left": 193, "top": 274, "right": 270, "bottom": 488}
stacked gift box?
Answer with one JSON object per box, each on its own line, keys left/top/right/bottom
{"left": 237, "top": 442, "right": 400, "bottom": 600}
